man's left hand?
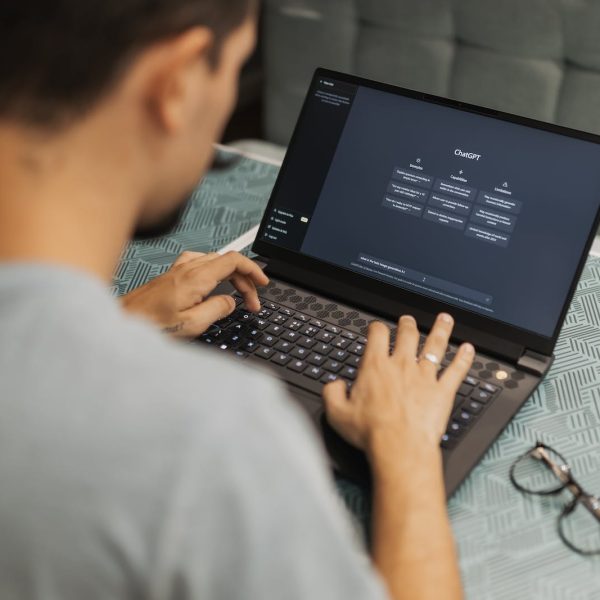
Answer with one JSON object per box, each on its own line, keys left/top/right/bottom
{"left": 120, "top": 251, "right": 269, "bottom": 338}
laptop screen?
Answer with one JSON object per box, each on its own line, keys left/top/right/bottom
{"left": 257, "top": 73, "right": 600, "bottom": 338}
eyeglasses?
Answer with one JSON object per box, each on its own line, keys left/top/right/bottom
{"left": 509, "top": 442, "right": 600, "bottom": 556}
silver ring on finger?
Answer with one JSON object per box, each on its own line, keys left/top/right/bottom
{"left": 419, "top": 352, "right": 441, "bottom": 369}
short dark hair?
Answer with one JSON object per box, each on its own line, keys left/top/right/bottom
{"left": 0, "top": 0, "right": 256, "bottom": 127}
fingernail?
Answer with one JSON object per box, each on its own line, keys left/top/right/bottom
{"left": 440, "top": 313, "right": 453, "bottom": 324}
{"left": 462, "top": 343, "right": 475, "bottom": 355}
{"left": 400, "top": 315, "right": 415, "bottom": 324}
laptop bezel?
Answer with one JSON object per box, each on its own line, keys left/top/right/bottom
{"left": 253, "top": 68, "right": 600, "bottom": 357}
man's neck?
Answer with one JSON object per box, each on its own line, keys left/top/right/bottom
{"left": 0, "top": 120, "right": 142, "bottom": 283}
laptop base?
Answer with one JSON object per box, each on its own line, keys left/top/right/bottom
{"left": 198, "top": 272, "right": 550, "bottom": 497}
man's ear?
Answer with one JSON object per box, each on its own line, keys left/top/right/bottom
{"left": 140, "top": 27, "right": 214, "bottom": 134}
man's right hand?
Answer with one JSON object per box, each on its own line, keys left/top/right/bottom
{"left": 324, "top": 313, "right": 473, "bottom": 600}
{"left": 323, "top": 312, "right": 474, "bottom": 461}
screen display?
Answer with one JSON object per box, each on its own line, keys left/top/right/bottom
{"left": 259, "top": 75, "right": 600, "bottom": 337}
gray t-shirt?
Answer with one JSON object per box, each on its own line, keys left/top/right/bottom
{"left": 0, "top": 264, "right": 387, "bottom": 600}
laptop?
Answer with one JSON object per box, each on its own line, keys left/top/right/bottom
{"left": 199, "top": 68, "right": 600, "bottom": 496}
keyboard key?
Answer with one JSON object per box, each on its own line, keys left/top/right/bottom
{"left": 314, "top": 343, "right": 332, "bottom": 355}
{"left": 342, "top": 331, "right": 358, "bottom": 341}
{"left": 471, "top": 389, "right": 491, "bottom": 403}
{"left": 243, "top": 340, "right": 259, "bottom": 353}
{"left": 298, "top": 337, "right": 317, "bottom": 349}
{"left": 257, "top": 309, "right": 272, "bottom": 319}
{"left": 310, "top": 319, "right": 325, "bottom": 329}
{"left": 334, "top": 338, "right": 350, "bottom": 350}
{"left": 447, "top": 421, "right": 463, "bottom": 437}
{"left": 263, "top": 301, "right": 279, "bottom": 311}
{"left": 358, "top": 336, "right": 368, "bottom": 345}
{"left": 455, "top": 410, "right": 473, "bottom": 424}
{"left": 295, "top": 313, "right": 309, "bottom": 322}
{"left": 215, "top": 316, "right": 233, "bottom": 328}
{"left": 305, "top": 366, "right": 324, "bottom": 380}
{"left": 274, "top": 340, "right": 293, "bottom": 352}
{"left": 279, "top": 307, "right": 294, "bottom": 317}
{"left": 255, "top": 319, "right": 270, "bottom": 330}
{"left": 223, "top": 333, "right": 242, "bottom": 347}
{"left": 271, "top": 314, "right": 287, "bottom": 325}
{"left": 347, "top": 355, "right": 361, "bottom": 367}
{"left": 238, "top": 311, "right": 255, "bottom": 324}
{"left": 300, "top": 325, "right": 319, "bottom": 337}
{"left": 341, "top": 366, "right": 357, "bottom": 380}
{"left": 463, "top": 399, "right": 483, "bottom": 415}
{"left": 288, "top": 359, "right": 307, "bottom": 373}
{"left": 465, "top": 375, "right": 479, "bottom": 387}
{"left": 321, "top": 373, "right": 339, "bottom": 384}
{"left": 261, "top": 334, "right": 277, "bottom": 347}
{"left": 348, "top": 342, "right": 365, "bottom": 356}
{"left": 281, "top": 330, "right": 300, "bottom": 343}
{"left": 482, "top": 382, "right": 499, "bottom": 394}
{"left": 234, "top": 351, "right": 248, "bottom": 359}
{"left": 247, "top": 328, "right": 262, "bottom": 339}
{"left": 272, "top": 353, "right": 291, "bottom": 366}
{"left": 326, "top": 325, "right": 341, "bottom": 335}
{"left": 458, "top": 383, "right": 475, "bottom": 396}
{"left": 291, "top": 347, "right": 310, "bottom": 359}
{"left": 286, "top": 319, "right": 303, "bottom": 331}
{"left": 257, "top": 346, "right": 275, "bottom": 359}
{"left": 308, "top": 353, "right": 326, "bottom": 366}
{"left": 266, "top": 324, "right": 284, "bottom": 336}
{"left": 441, "top": 433, "right": 457, "bottom": 449}
{"left": 324, "top": 360, "right": 343, "bottom": 373}
{"left": 316, "top": 331, "right": 335, "bottom": 343}
{"left": 331, "top": 349, "right": 348, "bottom": 362}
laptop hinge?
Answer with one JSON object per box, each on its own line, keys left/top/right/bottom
{"left": 517, "top": 349, "right": 553, "bottom": 377}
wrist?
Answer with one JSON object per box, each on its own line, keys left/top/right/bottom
{"left": 366, "top": 428, "right": 443, "bottom": 473}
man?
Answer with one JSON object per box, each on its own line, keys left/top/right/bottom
{"left": 0, "top": 1, "right": 474, "bottom": 599}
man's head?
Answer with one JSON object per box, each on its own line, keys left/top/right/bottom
{"left": 0, "top": 0, "right": 258, "bottom": 238}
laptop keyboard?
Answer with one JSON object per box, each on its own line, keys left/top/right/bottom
{"left": 196, "top": 294, "right": 502, "bottom": 450}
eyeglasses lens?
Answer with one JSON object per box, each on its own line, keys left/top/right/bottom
{"left": 512, "top": 446, "right": 569, "bottom": 494}
{"left": 559, "top": 498, "right": 600, "bottom": 555}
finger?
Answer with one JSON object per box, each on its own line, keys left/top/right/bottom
{"left": 392, "top": 315, "right": 420, "bottom": 362}
{"left": 362, "top": 321, "right": 391, "bottom": 364}
{"left": 230, "top": 273, "right": 260, "bottom": 312}
{"left": 419, "top": 313, "right": 454, "bottom": 373}
{"left": 172, "top": 251, "right": 207, "bottom": 267}
{"left": 197, "top": 252, "right": 269, "bottom": 290}
{"left": 177, "top": 295, "right": 236, "bottom": 337}
{"left": 439, "top": 343, "right": 475, "bottom": 394}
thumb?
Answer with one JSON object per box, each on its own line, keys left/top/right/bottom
{"left": 179, "top": 295, "right": 236, "bottom": 337}
{"left": 323, "top": 381, "right": 357, "bottom": 444}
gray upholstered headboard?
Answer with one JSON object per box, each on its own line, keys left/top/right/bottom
{"left": 263, "top": 0, "right": 600, "bottom": 146}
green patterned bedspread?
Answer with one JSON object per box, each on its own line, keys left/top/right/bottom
{"left": 115, "top": 152, "right": 600, "bottom": 600}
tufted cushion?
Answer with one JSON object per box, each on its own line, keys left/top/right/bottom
{"left": 263, "top": 0, "right": 600, "bottom": 145}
